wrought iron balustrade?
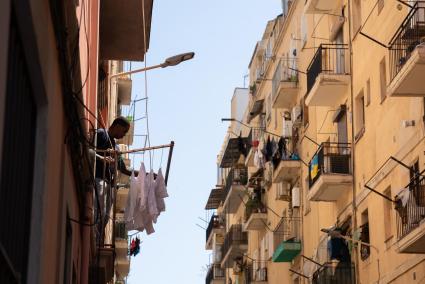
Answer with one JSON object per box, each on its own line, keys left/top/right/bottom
{"left": 312, "top": 262, "right": 355, "bottom": 284}
{"left": 309, "top": 142, "right": 352, "bottom": 188}
{"left": 221, "top": 224, "right": 248, "bottom": 258}
{"left": 389, "top": 2, "right": 425, "bottom": 81}
{"left": 306, "top": 44, "right": 349, "bottom": 95}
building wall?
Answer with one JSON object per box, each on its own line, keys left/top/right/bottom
{"left": 208, "top": 0, "right": 425, "bottom": 283}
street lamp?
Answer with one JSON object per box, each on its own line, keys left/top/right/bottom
{"left": 110, "top": 51, "right": 195, "bottom": 79}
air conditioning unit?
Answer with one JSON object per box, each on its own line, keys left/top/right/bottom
{"left": 282, "top": 118, "right": 293, "bottom": 138}
{"left": 276, "top": 182, "right": 291, "bottom": 201}
{"left": 292, "top": 105, "right": 302, "bottom": 127}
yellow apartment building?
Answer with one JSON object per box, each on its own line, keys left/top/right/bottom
{"left": 205, "top": 0, "right": 425, "bottom": 283}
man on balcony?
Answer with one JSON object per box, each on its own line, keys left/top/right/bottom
{"left": 91, "top": 116, "right": 137, "bottom": 239}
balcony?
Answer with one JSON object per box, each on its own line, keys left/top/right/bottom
{"left": 272, "top": 217, "right": 301, "bottom": 262}
{"left": 206, "top": 264, "right": 225, "bottom": 284}
{"left": 388, "top": 2, "right": 425, "bottom": 97}
{"left": 312, "top": 263, "right": 355, "bottom": 284}
{"left": 305, "top": 0, "right": 341, "bottom": 14}
{"left": 116, "top": 187, "right": 129, "bottom": 213}
{"left": 273, "top": 159, "right": 301, "bottom": 183}
{"left": 245, "top": 129, "right": 263, "bottom": 167}
{"left": 115, "top": 221, "right": 128, "bottom": 258}
{"left": 206, "top": 215, "right": 225, "bottom": 250}
{"left": 205, "top": 187, "right": 225, "bottom": 211}
{"left": 222, "top": 168, "right": 248, "bottom": 213}
{"left": 221, "top": 225, "right": 248, "bottom": 268}
{"left": 115, "top": 258, "right": 130, "bottom": 279}
{"left": 117, "top": 77, "right": 132, "bottom": 105}
{"left": 100, "top": 0, "right": 153, "bottom": 60}
{"left": 272, "top": 58, "right": 299, "bottom": 109}
{"left": 308, "top": 143, "right": 352, "bottom": 202}
{"left": 396, "top": 176, "right": 425, "bottom": 253}
{"left": 247, "top": 262, "right": 268, "bottom": 283}
{"left": 220, "top": 135, "right": 251, "bottom": 168}
{"left": 305, "top": 44, "right": 350, "bottom": 106}
{"left": 97, "top": 247, "right": 114, "bottom": 283}
{"left": 243, "top": 196, "right": 267, "bottom": 231}
{"left": 118, "top": 119, "right": 134, "bottom": 145}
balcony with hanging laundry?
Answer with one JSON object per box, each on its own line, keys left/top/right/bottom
{"left": 272, "top": 135, "right": 301, "bottom": 184}
{"left": 205, "top": 214, "right": 225, "bottom": 250}
{"left": 272, "top": 217, "right": 301, "bottom": 263}
{"left": 305, "top": 44, "right": 350, "bottom": 106}
{"left": 307, "top": 142, "right": 352, "bottom": 202}
{"left": 205, "top": 264, "right": 225, "bottom": 284}
{"left": 271, "top": 58, "right": 299, "bottom": 109}
{"left": 222, "top": 167, "right": 248, "bottom": 213}
{"left": 388, "top": 2, "right": 425, "bottom": 97}
{"left": 243, "top": 190, "right": 267, "bottom": 231}
{"left": 221, "top": 224, "right": 248, "bottom": 268}
{"left": 395, "top": 171, "right": 425, "bottom": 253}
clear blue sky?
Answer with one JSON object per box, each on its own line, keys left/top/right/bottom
{"left": 125, "top": 1, "right": 282, "bottom": 283}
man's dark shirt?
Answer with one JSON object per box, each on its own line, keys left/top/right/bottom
{"left": 95, "top": 129, "right": 126, "bottom": 182}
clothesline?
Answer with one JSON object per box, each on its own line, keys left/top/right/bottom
{"left": 95, "top": 142, "right": 173, "bottom": 154}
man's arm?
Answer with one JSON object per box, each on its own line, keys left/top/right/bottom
{"left": 117, "top": 155, "right": 138, "bottom": 176}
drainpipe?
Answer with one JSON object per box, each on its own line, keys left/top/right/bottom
{"left": 346, "top": 1, "right": 360, "bottom": 283}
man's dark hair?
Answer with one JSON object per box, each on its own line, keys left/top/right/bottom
{"left": 111, "top": 116, "right": 130, "bottom": 128}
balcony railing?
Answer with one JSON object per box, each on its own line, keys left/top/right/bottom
{"left": 206, "top": 264, "right": 225, "bottom": 284}
{"left": 244, "top": 196, "right": 267, "bottom": 222}
{"left": 247, "top": 261, "right": 268, "bottom": 282}
{"left": 223, "top": 168, "right": 248, "bottom": 199}
{"left": 389, "top": 2, "right": 425, "bottom": 82}
{"left": 309, "top": 142, "right": 352, "bottom": 188}
{"left": 272, "top": 58, "right": 298, "bottom": 96}
{"left": 221, "top": 224, "right": 248, "bottom": 259}
{"left": 312, "top": 262, "right": 356, "bottom": 284}
{"left": 396, "top": 174, "right": 425, "bottom": 241}
{"left": 306, "top": 44, "right": 349, "bottom": 95}
{"left": 206, "top": 215, "right": 224, "bottom": 242}
{"left": 272, "top": 217, "right": 301, "bottom": 262}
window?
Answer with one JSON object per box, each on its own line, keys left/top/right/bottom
{"left": 355, "top": 90, "right": 365, "bottom": 140}
{"left": 0, "top": 13, "right": 37, "bottom": 283}
{"left": 360, "top": 210, "right": 370, "bottom": 261}
{"left": 366, "top": 79, "right": 371, "bottom": 106}
{"left": 383, "top": 187, "right": 393, "bottom": 241}
{"left": 380, "top": 57, "right": 387, "bottom": 102}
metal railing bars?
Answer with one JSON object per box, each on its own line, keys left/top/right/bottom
{"left": 308, "top": 142, "right": 352, "bottom": 188}
{"left": 389, "top": 2, "right": 425, "bottom": 81}
{"left": 397, "top": 172, "right": 425, "bottom": 240}
{"left": 306, "top": 44, "right": 349, "bottom": 95}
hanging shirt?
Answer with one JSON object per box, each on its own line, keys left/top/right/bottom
{"left": 146, "top": 170, "right": 159, "bottom": 223}
{"left": 155, "top": 168, "right": 168, "bottom": 213}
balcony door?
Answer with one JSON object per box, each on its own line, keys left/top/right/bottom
{"left": 334, "top": 30, "right": 345, "bottom": 74}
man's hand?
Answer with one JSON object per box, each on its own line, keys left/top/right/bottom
{"left": 104, "top": 156, "right": 115, "bottom": 164}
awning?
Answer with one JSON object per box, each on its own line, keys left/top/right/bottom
{"left": 100, "top": 0, "right": 153, "bottom": 60}
{"left": 205, "top": 188, "right": 225, "bottom": 210}
{"left": 220, "top": 137, "right": 249, "bottom": 168}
